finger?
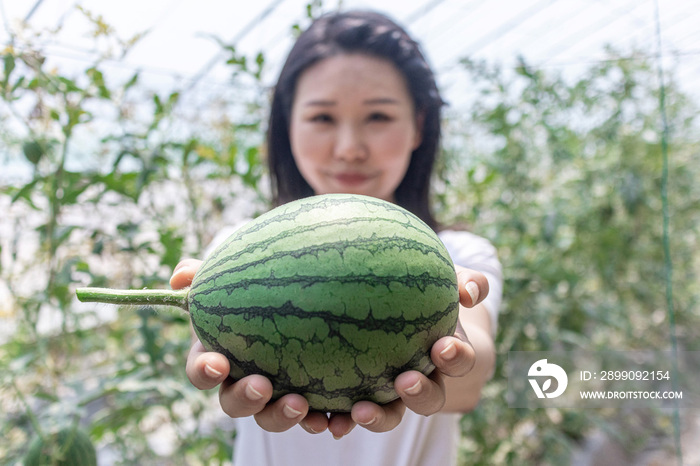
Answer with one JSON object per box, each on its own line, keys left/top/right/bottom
{"left": 254, "top": 394, "right": 309, "bottom": 433}
{"left": 350, "top": 399, "right": 406, "bottom": 433}
{"left": 455, "top": 266, "right": 489, "bottom": 308}
{"left": 299, "top": 411, "right": 330, "bottom": 435}
{"left": 394, "top": 370, "right": 446, "bottom": 416}
{"left": 431, "top": 334, "right": 476, "bottom": 378}
{"left": 186, "top": 340, "right": 230, "bottom": 390}
{"left": 219, "top": 374, "right": 273, "bottom": 418}
{"left": 170, "top": 259, "right": 202, "bottom": 289}
{"left": 328, "top": 413, "right": 356, "bottom": 439}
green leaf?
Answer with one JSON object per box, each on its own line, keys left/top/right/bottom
{"left": 9, "top": 177, "right": 42, "bottom": 209}
{"left": 56, "top": 171, "right": 93, "bottom": 205}
{"left": 87, "top": 67, "right": 111, "bottom": 99}
{"left": 99, "top": 171, "right": 141, "bottom": 201}
{"left": 158, "top": 227, "right": 184, "bottom": 270}
{"left": 167, "top": 91, "right": 180, "bottom": 107}
{"left": 153, "top": 94, "right": 163, "bottom": 115}
{"left": 124, "top": 72, "right": 139, "bottom": 91}
{"left": 3, "top": 53, "right": 15, "bottom": 76}
{"left": 57, "top": 76, "right": 82, "bottom": 94}
{"left": 22, "top": 140, "right": 45, "bottom": 165}
{"left": 254, "top": 52, "right": 265, "bottom": 80}
{"left": 11, "top": 75, "right": 25, "bottom": 93}
{"left": 2, "top": 53, "right": 15, "bottom": 91}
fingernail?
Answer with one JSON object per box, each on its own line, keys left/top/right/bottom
{"left": 405, "top": 379, "right": 423, "bottom": 396}
{"left": 171, "top": 265, "right": 193, "bottom": 283}
{"left": 245, "top": 384, "right": 264, "bottom": 401}
{"left": 332, "top": 425, "right": 355, "bottom": 440}
{"left": 283, "top": 404, "right": 303, "bottom": 419}
{"left": 440, "top": 341, "right": 457, "bottom": 361}
{"left": 304, "top": 424, "right": 321, "bottom": 434}
{"left": 204, "top": 363, "right": 223, "bottom": 379}
{"left": 465, "top": 280, "right": 479, "bottom": 305}
{"left": 358, "top": 417, "right": 377, "bottom": 427}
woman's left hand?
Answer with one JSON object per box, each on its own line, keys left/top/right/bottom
{"left": 319, "top": 266, "right": 490, "bottom": 439}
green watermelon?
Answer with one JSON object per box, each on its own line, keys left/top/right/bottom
{"left": 24, "top": 427, "right": 97, "bottom": 466}
{"left": 77, "top": 194, "right": 460, "bottom": 412}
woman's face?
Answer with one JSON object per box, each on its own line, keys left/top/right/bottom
{"left": 289, "top": 54, "right": 422, "bottom": 202}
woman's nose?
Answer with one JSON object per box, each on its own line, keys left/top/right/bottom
{"left": 333, "top": 124, "right": 368, "bottom": 162}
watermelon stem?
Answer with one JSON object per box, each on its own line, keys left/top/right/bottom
{"left": 76, "top": 287, "right": 190, "bottom": 311}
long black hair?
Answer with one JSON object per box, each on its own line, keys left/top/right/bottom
{"left": 267, "top": 10, "right": 444, "bottom": 230}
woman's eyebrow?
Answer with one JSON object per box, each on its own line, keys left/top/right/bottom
{"left": 364, "top": 97, "right": 400, "bottom": 105}
{"left": 302, "top": 97, "right": 400, "bottom": 106}
{"left": 304, "top": 99, "right": 335, "bottom": 106}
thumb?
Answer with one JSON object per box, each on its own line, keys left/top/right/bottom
{"left": 455, "top": 266, "right": 489, "bottom": 308}
{"left": 170, "top": 259, "right": 202, "bottom": 290}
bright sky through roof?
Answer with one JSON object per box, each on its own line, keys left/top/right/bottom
{"left": 1, "top": 0, "right": 698, "bottom": 108}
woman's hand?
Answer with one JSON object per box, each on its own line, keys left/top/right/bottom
{"left": 171, "top": 259, "right": 314, "bottom": 433}
{"left": 171, "top": 260, "right": 490, "bottom": 438}
{"left": 330, "top": 265, "right": 490, "bottom": 438}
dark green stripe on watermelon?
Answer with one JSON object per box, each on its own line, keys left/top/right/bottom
{"left": 189, "top": 194, "right": 460, "bottom": 413}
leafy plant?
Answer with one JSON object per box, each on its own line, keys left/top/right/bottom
{"left": 435, "top": 52, "right": 700, "bottom": 464}
{"left": 1, "top": 6, "right": 267, "bottom": 464}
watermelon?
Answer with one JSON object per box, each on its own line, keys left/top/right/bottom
{"left": 77, "top": 194, "right": 460, "bottom": 412}
{"left": 24, "top": 427, "right": 97, "bottom": 466}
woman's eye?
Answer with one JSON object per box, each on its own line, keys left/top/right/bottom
{"left": 368, "top": 112, "right": 392, "bottom": 122}
{"left": 310, "top": 114, "right": 333, "bottom": 123}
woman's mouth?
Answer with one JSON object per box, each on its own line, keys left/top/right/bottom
{"left": 333, "top": 172, "right": 373, "bottom": 186}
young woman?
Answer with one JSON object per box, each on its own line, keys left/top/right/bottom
{"left": 170, "top": 10, "right": 502, "bottom": 466}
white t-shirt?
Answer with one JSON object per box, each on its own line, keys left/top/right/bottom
{"left": 206, "top": 227, "right": 503, "bottom": 466}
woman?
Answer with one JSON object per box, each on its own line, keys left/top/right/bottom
{"left": 171, "top": 10, "right": 502, "bottom": 466}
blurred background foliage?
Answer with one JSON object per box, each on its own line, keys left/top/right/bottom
{"left": 435, "top": 52, "right": 700, "bottom": 464}
{"left": 1, "top": 5, "right": 698, "bottom": 465}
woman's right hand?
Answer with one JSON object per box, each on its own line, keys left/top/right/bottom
{"left": 170, "top": 259, "right": 329, "bottom": 434}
